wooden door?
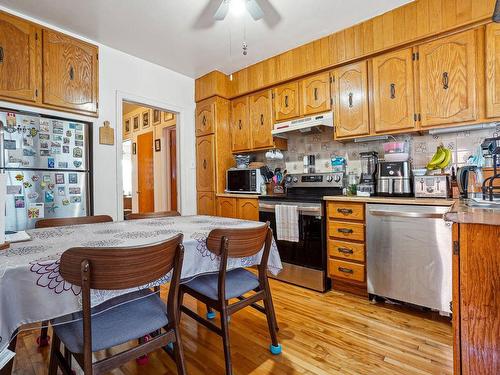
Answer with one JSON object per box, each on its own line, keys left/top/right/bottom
{"left": 486, "top": 23, "right": 500, "bottom": 118}
{"left": 197, "top": 192, "right": 215, "bottom": 215}
{"left": 137, "top": 132, "right": 154, "bottom": 213}
{"left": 250, "top": 89, "right": 273, "bottom": 149}
{"left": 42, "top": 29, "right": 98, "bottom": 113}
{"left": 333, "top": 61, "right": 370, "bottom": 138}
{"left": 300, "top": 72, "right": 331, "bottom": 116}
{"left": 196, "top": 135, "right": 215, "bottom": 192}
{"left": 452, "top": 224, "right": 461, "bottom": 375}
{"left": 418, "top": 30, "right": 477, "bottom": 127}
{"left": 273, "top": 81, "right": 300, "bottom": 122}
{"left": 372, "top": 48, "right": 417, "bottom": 133}
{"left": 217, "top": 197, "right": 237, "bottom": 218}
{"left": 0, "top": 12, "right": 40, "bottom": 103}
{"left": 237, "top": 198, "right": 259, "bottom": 221}
{"left": 168, "top": 127, "right": 177, "bottom": 211}
{"left": 195, "top": 98, "right": 215, "bottom": 136}
{"left": 231, "top": 96, "right": 251, "bottom": 151}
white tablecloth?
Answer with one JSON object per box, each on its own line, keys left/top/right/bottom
{"left": 0, "top": 215, "right": 282, "bottom": 353}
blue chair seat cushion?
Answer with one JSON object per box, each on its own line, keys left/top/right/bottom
{"left": 183, "top": 268, "right": 260, "bottom": 301}
{"left": 51, "top": 289, "right": 168, "bottom": 353}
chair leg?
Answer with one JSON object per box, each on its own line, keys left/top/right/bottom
{"left": 263, "top": 289, "right": 281, "bottom": 354}
{"left": 220, "top": 308, "right": 233, "bottom": 375}
{"left": 48, "top": 334, "right": 61, "bottom": 375}
{"left": 172, "top": 328, "right": 187, "bottom": 375}
{"left": 37, "top": 321, "right": 50, "bottom": 347}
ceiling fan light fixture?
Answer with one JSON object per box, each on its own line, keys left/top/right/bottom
{"left": 230, "top": 0, "right": 246, "bottom": 17}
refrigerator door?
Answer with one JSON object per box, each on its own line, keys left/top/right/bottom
{"left": 1, "top": 111, "right": 88, "bottom": 171}
{"left": 5, "top": 169, "right": 89, "bottom": 231}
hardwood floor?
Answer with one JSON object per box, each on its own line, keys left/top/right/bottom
{"left": 11, "top": 279, "right": 452, "bottom": 375}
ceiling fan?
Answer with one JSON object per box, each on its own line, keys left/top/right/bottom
{"left": 214, "top": 0, "right": 264, "bottom": 21}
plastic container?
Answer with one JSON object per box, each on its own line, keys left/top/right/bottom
{"left": 383, "top": 141, "right": 408, "bottom": 154}
{"left": 384, "top": 152, "right": 409, "bottom": 162}
{"left": 412, "top": 168, "right": 427, "bottom": 176}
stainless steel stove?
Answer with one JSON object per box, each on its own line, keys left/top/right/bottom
{"left": 259, "top": 172, "right": 344, "bottom": 291}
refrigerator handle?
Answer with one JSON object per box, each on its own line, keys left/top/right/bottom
{"left": 0, "top": 125, "right": 4, "bottom": 169}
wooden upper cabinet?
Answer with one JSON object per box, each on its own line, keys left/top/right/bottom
{"left": 332, "top": 61, "right": 370, "bottom": 138}
{"left": 372, "top": 48, "right": 416, "bottom": 133}
{"left": 231, "top": 96, "right": 251, "bottom": 152}
{"left": 196, "top": 135, "right": 215, "bottom": 192}
{"left": 217, "top": 197, "right": 238, "bottom": 218}
{"left": 300, "top": 72, "right": 331, "bottom": 116}
{"left": 0, "top": 12, "right": 40, "bottom": 103}
{"left": 486, "top": 23, "right": 500, "bottom": 118}
{"left": 273, "top": 81, "right": 300, "bottom": 122}
{"left": 196, "top": 98, "right": 215, "bottom": 136}
{"left": 42, "top": 29, "right": 98, "bottom": 114}
{"left": 250, "top": 89, "right": 274, "bottom": 149}
{"left": 237, "top": 198, "right": 259, "bottom": 221}
{"left": 418, "top": 30, "right": 477, "bottom": 127}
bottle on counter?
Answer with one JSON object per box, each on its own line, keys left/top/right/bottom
{"left": 451, "top": 166, "right": 460, "bottom": 199}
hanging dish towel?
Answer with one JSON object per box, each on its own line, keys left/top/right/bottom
{"left": 275, "top": 205, "right": 299, "bottom": 242}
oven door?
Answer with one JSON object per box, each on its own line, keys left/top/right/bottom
{"left": 259, "top": 202, "right": 328, "bottom": 292}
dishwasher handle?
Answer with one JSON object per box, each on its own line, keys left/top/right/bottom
{"left": 368, "top": 209, "right": 444, "bottom": 219}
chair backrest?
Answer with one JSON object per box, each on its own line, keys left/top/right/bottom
{"left": 206, "top": 223, "right": 269, "bottom": 257}
{"left": 35, "top": 215, "right": 113, "bottom": 228}
{"left": 125, "top": 211, "right": 180, "bottom": 220}
{"left": 60, "top": 233, "right": 183, "bottom": 290}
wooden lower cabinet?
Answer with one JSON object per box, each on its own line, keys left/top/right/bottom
{"left": 326, "top": 201, "right": 367, "bottom": 296}
{"left": 216, "top": 196, "right": 259, "bottom": 221}
{"left": 197, "top": 192, "right": 215, "bottom": 215}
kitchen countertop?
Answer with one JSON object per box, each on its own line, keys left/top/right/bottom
{"left": 444, "top": 199, "right": 500, "bottom": 225}
{"left": 323, "top": 195, "right": 456, "bottom": 206}
{"left": 216, "top": 193, "right": 260, "bottom": 199}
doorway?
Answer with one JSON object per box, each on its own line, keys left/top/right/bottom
{"left": 121, "top": 101, "right": 177, "bottom": 216}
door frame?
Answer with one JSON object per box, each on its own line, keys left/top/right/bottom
{"left": 115, "top": 91, "right": 183, "bottom": 220}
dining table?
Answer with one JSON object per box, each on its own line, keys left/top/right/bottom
{"left": 0, "top": 215, "right": 282, "bottom": 372}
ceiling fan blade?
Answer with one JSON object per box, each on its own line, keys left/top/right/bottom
{"left": 214, "top": 0, "right": 230, "bottom": 20}
{"left": 246, "top": 0, "right": 264, "bottom": 20}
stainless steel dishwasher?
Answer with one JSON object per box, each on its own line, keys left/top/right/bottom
{"left": 366, "top": 204, "right": 452, "bottom": 314}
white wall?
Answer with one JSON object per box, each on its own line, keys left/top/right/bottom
{"left": 0, "top": 6, "right": 197, "bottom": 219}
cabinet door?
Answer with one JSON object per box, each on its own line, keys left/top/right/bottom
{"left": 273, "top": 81, "right": 300, "bottom": 122}
{"left": 196, "top": 135, "right": 215, "bottom": 192}
{"left": 231, "top": 96, "right": 250, "bottom": 152}
{"left": 300, "top": 72, "right": 331, "bottom": 116}
{"left": 486, "top": 23, "right": 500, "bottom": 118}
{"left": 333, "top": 61, "right": 370, "bottom": 138}
{"left": 0, "top": 12, "right": 40, "bottom": 103}
{"left": 42, "top": 29, "right": 98, "bottom": 113}
{"left": 217, "top": 197, "right": 237, "bottom": 218}
{"left": 418, "top": 30, "right": 477, "bottom": 127}
{"left": 195, "top": 98, "right": 215, "bottom": 136}
{"left": 372, "top": 48, "right": 417, "bottom": 133}
{"left": 250, "top": 90, "right": 273, "bottom": 149}
{"left": 237, "top": 198, "right": 259, "bottom": 221}
{"left": 197, "top": 192, "right": 215, "bottom": 216}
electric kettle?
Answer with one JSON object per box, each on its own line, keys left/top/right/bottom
{"left": 457, "top": 166, "right": 483, "bottom": 198}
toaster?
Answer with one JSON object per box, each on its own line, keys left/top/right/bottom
{"left": 414, "top": 175, "right": 450, "bottom": 198}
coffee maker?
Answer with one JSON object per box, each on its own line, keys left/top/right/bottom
{"left": 358, "top": 151, "right": 378, "bottom": 195}
{"left": 376, "top": 161, "right": 413, "bottom": 196}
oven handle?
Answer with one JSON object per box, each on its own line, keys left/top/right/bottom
{"left": 258, "top": 204, "right": 322, "bottom": 215}
{"left": 368, "top": 210, "right": 444, "bottom": 219}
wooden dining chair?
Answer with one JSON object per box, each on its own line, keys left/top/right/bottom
{"left": 179, "top": 223, "right": 281, "bottom": 375}
{"left": 48, "top": 234, "right": 186, "bottom": 375}
{"left": 34, "top": 215, "right": 114, "bottom": 347}
{"left": 125, "top": 211, "right": 180, "bottom": 220}
{"left": 35, "top": 215, "right": 113, "bottom": 228}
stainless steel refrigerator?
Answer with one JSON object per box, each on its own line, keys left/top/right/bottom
{"left": 1, "top": 110, "right": 91, "bottom": 231}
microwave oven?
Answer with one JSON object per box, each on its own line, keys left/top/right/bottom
{"left": 226, "top": 168, "right": 264, "bottom": 194}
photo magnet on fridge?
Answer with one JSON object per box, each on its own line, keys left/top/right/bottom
{"left": 68, "top": 173, "right": 78, "bottom": 184}
{"left": 55, "top": 173, "right": 65, "bottom": 184}
{"left": 58, "top": 186, "right": 66, "bottom": 196}
{"left": 3, "top": 139, "right": 16, "bottom": 150}
{"left": 7, "top": 185, "right": 22, "bottom": 195}
{"left": 14, "top": 195, "right": 25, "bottom": 208}
{"left": 48, "top": 157, "right": 55, "bottom": 168}
{"left": 28, "top": 203, "right": 44, "bottom": 219}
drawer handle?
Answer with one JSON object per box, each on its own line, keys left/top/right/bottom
{"left": 313, "top": 87, "right": 318, "bottom": 101}
{"left": 337, "top": 247, "right": 354, "bottom": 254}
{"left": 390, "top": 83, "right": 396, "bottom": 99}
{"left": 337, "top": 228, "right": 353, "bottom": 234}
{"left": 442, "top": 72, "right": 449, "bottom": 90}
{"left": 337, "top": 208, "right": 353, "bottom": 215}
{"left": 338, "top": 267, "right": 354, "bottom": 274}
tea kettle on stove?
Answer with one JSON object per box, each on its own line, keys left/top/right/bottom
{"left": 457, "top": 166, "right": 483, "bottom": 198}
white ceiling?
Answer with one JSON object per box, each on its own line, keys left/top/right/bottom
{"left": 1, "top": 0, "right": 412, "bottom": 78}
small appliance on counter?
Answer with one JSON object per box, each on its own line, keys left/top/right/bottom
{"left": 481, "top": 136, "right": 500, "bottom": 201}
{"left": 226, "top": 167, "right": 264, "bottom": 194}
{"left": 414, "top": 175, "right": 450, "bottom": 198}
{"left": 457, "top": 165, "right": 482, "bottom": 199}
{"left": 357, "top": 151, "right": 378, "bottom": 196}
{"left": 376, "top": 161, "right": 412, "bottom": 196}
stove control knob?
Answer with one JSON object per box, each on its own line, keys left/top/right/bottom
{"left": 326, "top": 175, "right": 333, "bottom": 182}
{"left": 292, "top": 177, "right": 298, "bottom": 183}
{"left": 334, "top": 175, "right": 342, "bottom": 183}
{"left": 285, "top": 175, "right": 292, "bottom": 183}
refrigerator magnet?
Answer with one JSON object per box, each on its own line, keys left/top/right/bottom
{"left": 69, "top": 187, "right": 81, "bottom": 195}
{"left": 66, "top": 130, "right": 72, "bottom": 137}
{"left": 22, "top": 181, "right": 32, "bottom": 189}
{"left": 27, "top": 192, "right": 39, "bottom": 200}
{"left": 47, "top": 203, "right": 58, "bottom": 213}
{"left": 45, "top": 191, "right": 54, "bottom": 203}
{"left": 15, "top": 174, "right": 24, "bottom": 181}
{"left": 23, "top": 137, "right": 34, "bottom": 147}
{"left": 58, "top": 162, "right": 68, "bottom": 168}
{"left": 14, "top": 195, "right": 25, "bottom": 209}
{"left": 68, "top": 174, "right": 78, "bottom": 184}
{"left": 73, "top": 161, "right": 82, "bottom": 168}
{"left": 62, "top": 198, "right": 70, "bottom": 206}
{"left": 63, "top": 137, "right": 70, "bottom": 144}
{"left": 39, "top": 124, "right": 50, "bottom": 133}
{"left": 70, "top": 196, "right": 81, "bottom": 203}
{"left": 73, "top": 147, "right": 82, "bottom": 158}
{"left": 62, "top": 146, "right": 70, "bottom": 154}
{"left": 42, "top": 175, "right": 51, "bottom": 183}
{"left": 23, "top": 149, "right": 36, "bottom": 157}
{"left": 3, "top": 140, "right": 16, "bottom": 150}
{"left": 47, "top": 183, "right": 55, "bottom": 191}
{"left": 48, "top": 158, "right": 55, "bottom": 168}
{"left": 31, "top": 175, "right": 39, "bottom": 182}
{"left": 55, "top": 174, "right": 65, "bottom": 184}
{"left": 40, "top": 150, "right": 50, "bottom": 157}
{"left": 39, "top": 133, "right": 50, "bottom": 140}
{"left": 57, "top": 187, "right": 66, "bottom": 196}
{"left": 28, "top": 203, "right": 44, "bottom": 219}
{"left": 28, "top": 127, "right": 38, "bottom": 137}
{"left": 7, "top": 185, "right": 22, "bottom": 195}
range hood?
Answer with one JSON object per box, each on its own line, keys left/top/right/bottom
{"left": 272, "top": 112, "right": 333, "bottom": 136}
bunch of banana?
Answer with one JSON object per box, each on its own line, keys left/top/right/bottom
{"left": 426, "top": 144, "right": 452, "bottom": 171}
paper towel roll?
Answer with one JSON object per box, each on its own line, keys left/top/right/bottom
{"left": 0, "top": 172, "right": 5, "bottom": 245}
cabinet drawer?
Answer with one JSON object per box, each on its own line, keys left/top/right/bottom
{"left": 328, "top": 240, "right": 365, "bottom": 262}
{"left": 328, "top": 202, "right": 365, "bottom": 221}
{"left": 329, "top": 259, "right": 365, "bottom": 283}
{"left": 328, "top": 221, "right": 365, "bottom": 242}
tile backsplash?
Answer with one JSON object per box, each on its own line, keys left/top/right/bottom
{"left": 258, "top": 123, "right": 500, "bottom": 175}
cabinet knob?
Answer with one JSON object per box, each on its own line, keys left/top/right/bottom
{"left": 202, "top": 115, "right": 207, "bottom": 126}
{"left": 313, "top": 87, "right": 318, "bottom": 101}
{"left": 390, "top": 83, "right": 396, "bottom": 99}
{"left": 260, "top": 114, "right": 264, "bottom": 125}
{"left": 284, "top": 95, "right": 289, "bottom": 108}
{"left": 0, "top": 47, "right": 4, "bottom": 63}
{"left": 348, "top": 93, "right": 353, "bottom": 108}
{"left": 69, "top": 66, "right": 75, "bottom": 81}
{"left": 442, "top": 72, "right": 449, "bottom": 90}
{"left": 238, "top": 119, "right": 242, "bottom": 130}
{"left": 203, "top": 159, "right": 207, "bottom": 169}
